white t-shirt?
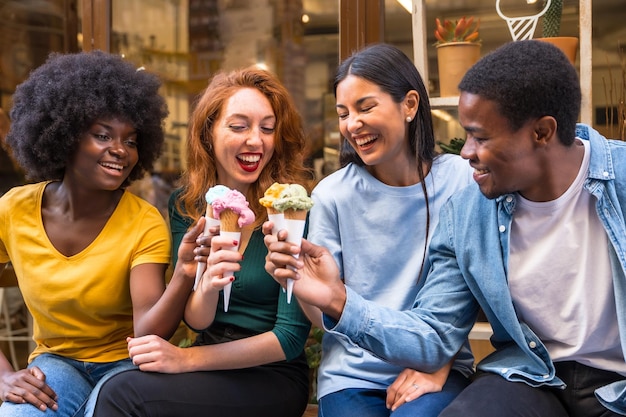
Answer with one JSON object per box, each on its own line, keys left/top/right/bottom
{"left": 509, "top": 139, "right": 626, "bottom": 375}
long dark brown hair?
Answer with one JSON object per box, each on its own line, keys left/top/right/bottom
{"left": 334, "top": 43, "right": 437, "bottom": 282}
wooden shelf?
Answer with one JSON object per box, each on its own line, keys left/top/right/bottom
{"left": 430, "top": 96, "right": 460, "bottom": 109}
{"left": 469, "top": 321, "right": 493, "bottom": 341}
{"left": 411, "top": 0, "right": 593, "bottom": 124}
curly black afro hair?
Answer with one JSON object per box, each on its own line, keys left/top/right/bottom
{"left": 5, "top": 50, "right": 169, "bottom": 184}
{"left": 459, "top": 40, "right": 581, "bottom": 146}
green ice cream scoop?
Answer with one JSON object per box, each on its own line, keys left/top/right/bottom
{"left": 273, "top": 184, "right": 313, "bottom": 212}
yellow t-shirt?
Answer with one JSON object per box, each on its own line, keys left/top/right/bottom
{"left": 0, "top": 182, "right": 170, "bottom": 363}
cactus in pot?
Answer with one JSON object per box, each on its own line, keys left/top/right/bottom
{"left": 542, "top": 0, "right": 563, "bottom": 38}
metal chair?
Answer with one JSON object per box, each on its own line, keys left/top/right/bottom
{"left": 0, "top": 265, "right": 31, "bottom": 370}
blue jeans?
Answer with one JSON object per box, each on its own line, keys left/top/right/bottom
{"left": 0, "top": 353, "right": 136, "bottom": 417}
{"left": 318, "top": 370, "right": 469, "bottom": 417}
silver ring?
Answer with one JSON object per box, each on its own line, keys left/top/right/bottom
{"left": 412, "top": 383, "right": 420, "bottom": 390}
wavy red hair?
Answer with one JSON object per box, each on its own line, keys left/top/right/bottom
{"left": 177, "top": 67, "right": 313, "bottom": 229}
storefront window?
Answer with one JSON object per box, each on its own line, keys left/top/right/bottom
{"left": 106, "top": 0, "right": 340, "bottom": 180}
{"left": 3, "top": 0, "right": 624, "bottom": 189}
{"left": 0, "top": 0, "right": 77, "bottom": 192}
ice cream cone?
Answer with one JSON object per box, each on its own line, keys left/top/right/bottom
{"left": 283, "top": 208, "right": 307, "bottom": 221}
{"left": 220, "top": 230, "right": 241, "bottom": 312}
{"left": 219, "top": 208, "right": 242, "bottom": 232}
{"left": 194, "top": 205, "right": 222, "bottom": 290}
{"left": 195, "top": 185, "right": 231, "bottom": 291}
{"left": 266, "top": 205, "right": 287, "bottom": 294}
{"left": 267, "top": 208, "right": 286, "bottom": 236}
{"left": 206, "top": 204, "right": 215, "bottom": 220}
{"left": 219, "top": 210, "right": 242, "bottom": 312}
{"left": 212, "top": 189, "right": 255, "bottom": 312}
{"left": 283, "top": 212, "right": 307, "bottom": 304}
{"left": 260, "top": 183, "right": 289, "bottom": 235}
{"left": 223, "top": 282, "right": 232, "bottom": 312}
{"left": 272, "top": 184, "right": 313, "bottom": 304}
{"left": 286, "top": 277, "right": 294, "bottom": 303}
{"left": 266, "top": 206, "right": 280, "bottom": 216}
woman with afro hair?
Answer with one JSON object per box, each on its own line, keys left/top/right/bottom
{"left": 0, "top": 51, "right": 204, "bottom": 417}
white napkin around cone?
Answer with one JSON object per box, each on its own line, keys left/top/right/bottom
{"left": 283, "top": 218, "right": 306, "bottom": 304}
{"left": 219, "top": 230, "right": 241, "bottom": 312}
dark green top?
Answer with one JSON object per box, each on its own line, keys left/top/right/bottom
{"left": 168, "top": 190, "right": 311, "bottom": 361}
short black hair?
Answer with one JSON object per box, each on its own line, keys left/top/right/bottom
{"left": 459, "top": 40, "right": 581, "bottom": 145}
{"left": 6, "top": 50, "right": 169, "bottom": 183}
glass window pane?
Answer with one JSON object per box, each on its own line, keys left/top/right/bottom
{"left": 109, "top": 0, "right": 340, "bottom": 180}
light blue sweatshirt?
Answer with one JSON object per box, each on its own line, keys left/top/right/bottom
{"left": 308, "top": 154, "right": 475, "bottom": 399}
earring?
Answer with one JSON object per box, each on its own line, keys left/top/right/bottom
{"left": 406, "top": 116, "right": 412, "bottom": 122}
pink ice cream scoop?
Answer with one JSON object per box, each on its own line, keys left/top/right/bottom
{"left": 212, "top": 189, "right": 256, "bottom": 230}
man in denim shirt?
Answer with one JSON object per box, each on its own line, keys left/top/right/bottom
{"left": 265, "top": 40, "right": 626, "bottom": 416}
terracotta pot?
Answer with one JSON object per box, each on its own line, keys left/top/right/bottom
{"left": 436, "top": 42, "right": 481, "bottom": 97}
{"left": 535, "top": 37, "right": 579, "bottom": 65}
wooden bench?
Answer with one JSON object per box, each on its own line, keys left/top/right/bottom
{"left": 0, "top": 265, "right": 33, "bottom": 369}
{"left": 469, "top": 321, "right": 495, "bottom": 363}
{"left": 302, "top": 404, "right": 318, "bottom": 417}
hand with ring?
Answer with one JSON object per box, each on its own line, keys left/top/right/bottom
{"left": 386, "top": 367, "right": 449, "bottom": 411}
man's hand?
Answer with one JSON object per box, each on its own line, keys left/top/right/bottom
{"left": 177, "top": 219, "right": 212, "bottom": 279}
{"left": 263, "top": 222, "right": 347, "bottom": 319}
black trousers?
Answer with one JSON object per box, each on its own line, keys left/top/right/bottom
{"left": 92, "top": 324, "right": 309, "bottom": 417}
{"left": 439, "top": 361, "right": 624, "bottom": 417}
{"left": 91, "top": 361, "right": 309, "bottom": 417}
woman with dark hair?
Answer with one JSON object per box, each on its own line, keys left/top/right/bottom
{"left": 266, "top": 43, "right": 474, "bottom": 416}
{"left": 0, "top": 51, "right": 202, "bottom": 417}
{"left": 90, "top": 67, "right": 313, "bottom": 417}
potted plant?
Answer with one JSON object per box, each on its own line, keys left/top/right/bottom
{"left": 305, "top": 326, "right": 323, "bottom": 404}
{"left": 541, "top": 0, "right": 562, "bottom": 37}
{"left": 434, "top": 16, "right": 481, "bottom": 97}
{"left": 437, "top": 137, "right": 466, "bottom": 155}
{"left": 536, "top": 0, "right": 578, "bottom": 64}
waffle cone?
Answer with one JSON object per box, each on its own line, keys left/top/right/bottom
{"left": 266, "top": 206, "right": 280, "bottom": 216}
{"left": 206, "top": 204, "right": 216, "bottom": 220}
{"left": 219, "top": 208, "right": 242, "bottom": 232}
{"left": 283, "top": 208, "right": 307, "bottom": 220}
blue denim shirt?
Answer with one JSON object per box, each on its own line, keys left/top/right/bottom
{"left": 325, "top": 124, "right": 626, "bottom": 414}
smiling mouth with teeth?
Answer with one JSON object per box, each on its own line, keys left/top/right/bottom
{"left": 101, "top": 162, "right": 123, "bottom": 171}
{"left": 354, "top": 135, "right": 378, "bottom": 146}
{"left": 238, "top": 154, "right": 260, "bottom": 165}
